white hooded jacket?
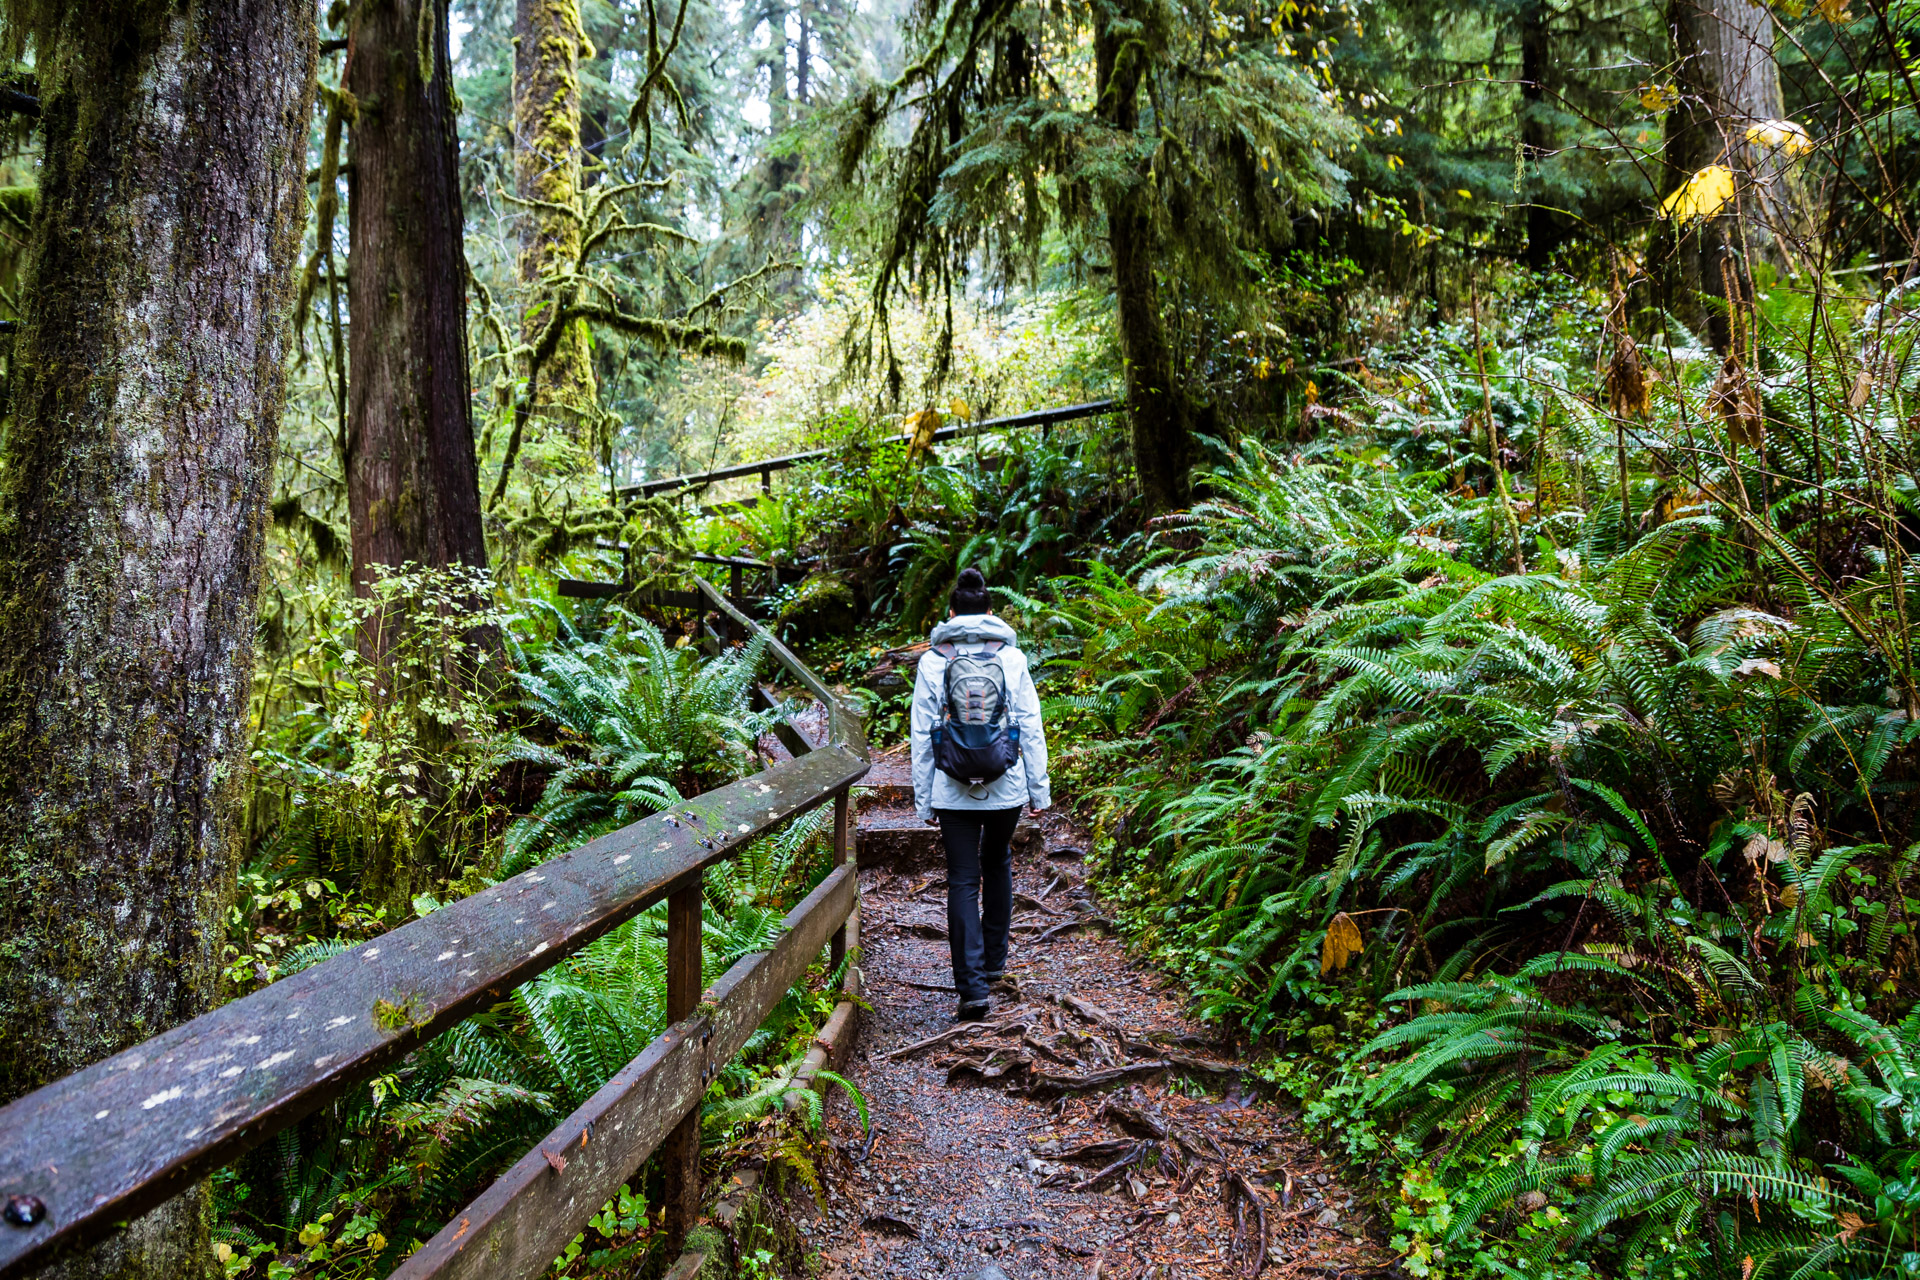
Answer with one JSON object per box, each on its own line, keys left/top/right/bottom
{"left": 909, "top": 613, "right": 1051, "bottom": 820}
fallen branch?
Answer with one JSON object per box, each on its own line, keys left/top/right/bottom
{"left": 887, "top": 1023, "right": 988, "bottom": 1059}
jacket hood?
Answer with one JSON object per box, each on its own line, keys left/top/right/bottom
{"left": 929, "top": 612, "right": 1018, "bottom": 647}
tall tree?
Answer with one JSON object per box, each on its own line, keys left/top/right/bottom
{"left": 1663, "top": 0, "right": 1784, "bottom": 347}
{"left": 0, "top": 2, "right": 315, "bottom": 1276}
{"left": 1094, "top": 0, "right": 1192, "bottom": 511}
{"left": 345, "top": 0, "right": 488, "bottom": 585}
{"left": 842, "top": 0, "right": 1352, "bottom": 511}
{"left": 514, "top": 0, "right": 598, "bottom": 437}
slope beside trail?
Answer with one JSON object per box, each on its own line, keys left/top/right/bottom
{"left": 790, "top": 747, "right": 1394, "bottom": 1280}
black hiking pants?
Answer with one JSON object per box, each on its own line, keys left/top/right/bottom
{"left": 935, "top": 806, "right": 1021, "bottom": 1003}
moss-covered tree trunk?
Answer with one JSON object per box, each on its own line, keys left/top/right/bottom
{"left": 514, "top": 0, "right": 597, "bottom": 441}
{"left": 1094, "top": 2, "right": 1193, "bottom": 514}
{"left": 0, "top": 2, "right": 315, "bottom": 1276}
{"left": 1662, "top": 0, "right": 1783, "bottom": 349}
{"left": 345, "top": 0, "right": 488, "bottom": 585}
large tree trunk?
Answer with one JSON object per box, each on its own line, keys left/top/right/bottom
{"left": 346, "top": 0, "right": 491, "bottom": 917}
{"left": 1094, "top": 5, "right": 1192, "bottom": 513}
{"left": 1663, "top": 0, "right": 1783, "bottom": 349}
{"left": 0, "top": 3, "right": 314, "bottom": 1277}
{"left": 346, "top": 0, "right": 488, "bottom": 584}
{"left": 514, "top": 0, "right": 597, "bottom": 440}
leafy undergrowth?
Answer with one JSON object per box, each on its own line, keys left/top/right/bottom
{"left": 217, "top": 597, "right": 865, "bottom": 1279}
{"left": 1035, "top": 282, "right": 1920, "bottom": 1278}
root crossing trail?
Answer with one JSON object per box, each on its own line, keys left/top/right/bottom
{"left": 801, "top": 770, "right": 1393, "bottom": 1280}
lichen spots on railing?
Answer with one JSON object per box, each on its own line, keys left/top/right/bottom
{"left": 0, "top": 576, "right": 868, "bottom": 1280}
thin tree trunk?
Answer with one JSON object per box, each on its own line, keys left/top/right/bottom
{"left": 1663, "top": 0, "right": 1783, "bottom": 349}
{"left": 514, "top": 0, "right": 597, "bottom": 437}
{"left": 1095, "top": 3, "right": 1192, "bottom": 513}
{"left": 1520, "top": 0, "right": 1561, "bottom": 267}
{"left": 0, "top": 4, "right": 315, "bottom": 1277}
{"left": 346, "top": 0, "right": 488, "bottom": 583}
{"left": 796, "top": 3, "right": 812, "bottom": 105}
{"left": 767, "top": 0, "right": 791, "bottom": 128}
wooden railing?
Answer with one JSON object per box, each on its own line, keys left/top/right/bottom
{"left": 618, "top": 398, "right": 1118, "bottom": 500}
{"left": 0, "top": 578, "right": 867, "bottom": 1279}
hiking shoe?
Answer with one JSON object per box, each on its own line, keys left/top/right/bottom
{"left": 956, "top": 998, "right": 991, "bottom": 1021}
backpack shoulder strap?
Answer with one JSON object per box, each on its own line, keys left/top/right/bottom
{"left": 930, "top": 642, "right": 957, "bottom": 661}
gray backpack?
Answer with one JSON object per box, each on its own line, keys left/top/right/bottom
{"left": 929, "top": 641, "right": 1021, "bottom": 784}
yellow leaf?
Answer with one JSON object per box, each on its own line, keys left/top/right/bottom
{"left": 213, "top": 1244, "right": 233, "bottom": 1264}
{"left": 1639, "top": 82, "right": 1680, "bottom": 112}
{"left": 1321, "top": 912, "right": 1363, "bottom": 974}
{"left": 369, "top": 1233, "right": 388, "bottom": 1253}
{"left": 905, "top": 408, "right": 942, "bottom": 455}
{"left": 1456, "top": 188, "right": 1473, "bottom": 199}
{"left": 1745, "top": 118, "right": 1813, "bottom": 156}
{"left": 1816, "top": 0, "right": 1850, "bottom": 20}
{"left": 1660, "top": 164, "right": 1737, "bottom": 223}
{"left": 947, "top": 398, "right": 972, "bottom": 420}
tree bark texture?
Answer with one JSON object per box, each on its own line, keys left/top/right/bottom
{"left": 0, "top": 2, "right": 315, "bottom": 1275}
{"left": 1519, "top": 0, "right": 1562, "bottom": 267}
{"left": 1663, "top": 0, "right": 1783, "bottom": 348}
{"left": 346, "top": 0, "right": 488, "bottom": 585}
{"left": 514, "top": 0, "right": 597, "bottom": 434}
{"left": 1094, "top": 5, "right": 1192, "bottom": 513}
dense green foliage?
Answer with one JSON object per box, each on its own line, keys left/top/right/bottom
{"left": 9, "top": 0, "right": 1920, "bottom": 1270}
{"left": 223, "top": 595, "right": 856, "bottom": 1277}
{"left": 1021, "top": 277, "right": 1920, "bottom": 1276}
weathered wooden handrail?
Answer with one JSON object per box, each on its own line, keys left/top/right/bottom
{"left": 618, "top": 397, "right": 1118, "bottom": 499}
{"left": 0, "top": 577, "right": 867, "bottom": 1278}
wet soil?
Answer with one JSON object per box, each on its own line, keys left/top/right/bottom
{"left": 801, "top": 809, "right": 1396, "bottom": 1280}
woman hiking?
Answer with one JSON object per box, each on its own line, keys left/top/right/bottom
{"left": 910, "top": 567, "right": 1051, "bottom": 1021}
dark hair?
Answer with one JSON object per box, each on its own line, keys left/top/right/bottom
{"left": 950, "top": 566, "right": 990, "bottom": 614}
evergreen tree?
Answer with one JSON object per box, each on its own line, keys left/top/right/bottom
{"left": 515, "top": 0, "right": 600, "bottom": 435}
{"left": 345, "top": 0, "right": 490, "bottom": 587}
{"left": 839, "top": 0, "right": 1354, "bottom": 510}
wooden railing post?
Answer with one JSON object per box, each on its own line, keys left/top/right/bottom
{"left": 831, "top": 789, "right": 851, "bottom": 975}
{"left": 663, "top": 879, "right": 704, "bottom": 1253}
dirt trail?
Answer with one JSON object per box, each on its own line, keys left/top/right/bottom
{"left": 794, "top": 756, "right": 1394, "bottom": 1280}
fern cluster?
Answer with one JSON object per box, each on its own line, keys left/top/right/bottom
{"left": 1048, "top": 285, "right": 1920, "bottom": 1276}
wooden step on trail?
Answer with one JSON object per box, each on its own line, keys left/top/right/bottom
{"left": 854, "top": 745, "right": 1047, "bottom": 873}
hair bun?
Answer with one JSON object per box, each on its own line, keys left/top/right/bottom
{"left": 956, "top": 567, "right": 986, "bottom": 589}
